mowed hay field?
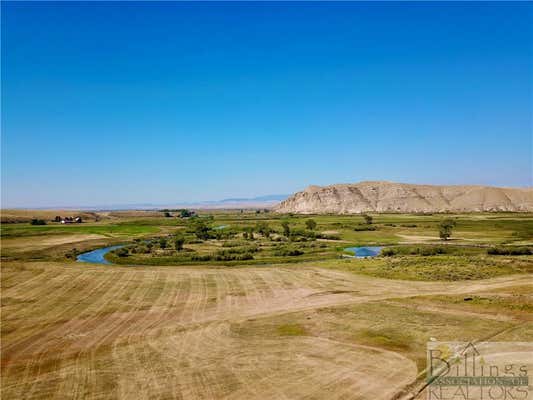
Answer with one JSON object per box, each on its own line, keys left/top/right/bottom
{"left": 1, "top": 211, "right": 532, "bottom": 399}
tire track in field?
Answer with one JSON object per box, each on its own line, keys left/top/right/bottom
{"left": 7, "top": 269, "right": 136, "bottom": 399}
{"left": 2, "top": 262, "right": 531, "bottom": 400}
{"left": 1, "top": 268, "right": 130, "bottom": 399}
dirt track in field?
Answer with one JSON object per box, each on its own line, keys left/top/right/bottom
{"left": 1, "top": 261, "right": 531, "bottom": 400}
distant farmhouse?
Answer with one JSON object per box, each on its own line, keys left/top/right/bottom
{"left": 54, "top": 216, "right": 83, "bottom": 224}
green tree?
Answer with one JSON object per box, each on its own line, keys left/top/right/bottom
{"left": 196, "top": 224, "right": 210, "bottom": 240}
{"left": 174, "top": 235, "right": 185, "bottom": 252}
{"left": 164, "top": 211, "right": 172, "bottom": 218}
{"left": 438, "top": 218, "right": 456, "bottom": 241}
{"left": 305, "top": 219, "right": 317, "bottom": 230}
{"left": 179, "top": 209, "right": 190, "bottom": 218}
{"left": 188, "top": 219, "right": 211, "bottom": 240}
{"left": 362, "top": 214, "right": 373, "bottom": 225}
{"left": 256, "top": 221, "right": 271, "bottom": 238}
{"left": 281, "top": 220, "right": 291, "bottom": 238}
{"left": 159, "top": 238, "right": 168, "bottom": 249}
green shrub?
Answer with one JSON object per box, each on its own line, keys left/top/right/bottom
{"left": 281, "top": 220, "right": 291, "bottom": 238}
{"left": 188, "top": 218, "right": 212, "bottom": 240}
{"left": 305, "top": 219, "right": 317, "bottom": 230}
{"left": 116, "top": 248, "right": 129, "bottom": 257}
{"left": 216, "top": 246, "right": 258, "bottom": 256}
{"left": 381, "top": 248, "right": 396, "bottom": 257}
{"left": 274, "top": 247, "right": 304, "bottom": 256}
{"left": 65, "top": 248, "right": 79, "bottom": 259}
{"left": 419, "top": 246, "right": 446, "bottom": 256}
{"left": 315, "top": 233, "right": 341, "bottom": 240}
{"left": 290, "top": 229, "right": 316, "bottom": 240}
{"left": 190, "top": 251, "right": 255, "bottom": 262}
{"left": 380, "top": 246, "right": 449, "bottom": 257}
{"left": 174, "top": 235, "right": 185, "bottom": 251}
{"left": 255, "top": 222, "right": 272, "bottom": 238}
{"left": 487, "top": 247, "right": 532, "bottom": 256}
{"left": 353, "top": 225, "right": 376, "bottom": 231}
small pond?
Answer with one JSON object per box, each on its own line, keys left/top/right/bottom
{"left": 344, "top": 246, "right": 383, "bottom": 258}
{"left": 77, "top": 245, "right": 124, "bottom": 265}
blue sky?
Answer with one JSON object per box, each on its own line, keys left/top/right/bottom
{"left": 2, "top": 2, "right": 532, "bottom": 208}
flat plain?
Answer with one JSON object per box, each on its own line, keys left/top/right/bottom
{"left": 1, "top": 210, "right": 532, "bottom": 399}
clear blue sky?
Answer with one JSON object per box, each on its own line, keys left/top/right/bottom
{"left": 2, "top": 2, "right": 532, "bottom": 208}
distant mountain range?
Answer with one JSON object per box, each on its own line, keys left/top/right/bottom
{"left": 16, "top": 195, "right": 289, "bottom": 211}
{"left": 166, "top": 194, "right": 289, "bottom": 209}
{"left": 213, "top": 195, "right": 288, "bottom": 203}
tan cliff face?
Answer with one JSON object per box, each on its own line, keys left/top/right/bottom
{"left": 274, "top": 181, "right": 533, "bottom": 214}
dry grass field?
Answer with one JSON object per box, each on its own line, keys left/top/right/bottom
{"left": 1, "top": 211, "right": 532, "bottom": 399}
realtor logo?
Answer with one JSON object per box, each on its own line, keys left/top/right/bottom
{"left": 427, "top": 342, "right": 532, "bottom": 400}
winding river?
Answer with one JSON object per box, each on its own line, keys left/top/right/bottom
{"left": 77, "top": 245, "right": 124, "bottom": 265}
{"left": 344, "top": 246, "right": 383, "bottom": 258}
{"left": 78, "top": 244, "right": 383, "bottom": 265}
